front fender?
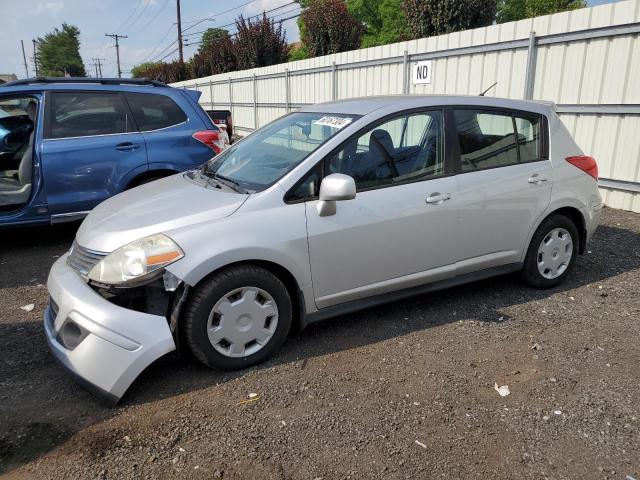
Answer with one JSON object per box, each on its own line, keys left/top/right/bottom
{"left": 164, "top": 201, "right": 317, "bottom": 314}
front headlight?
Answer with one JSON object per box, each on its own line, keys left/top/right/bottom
{"left": 88, "top": 233, "right": 184, "bottom": 285}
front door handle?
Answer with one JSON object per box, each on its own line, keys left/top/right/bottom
{"left": 528, "top": 174, "right": 548, "bottom": 184}
{"left": 115, "top": 142, "right": 140, "bottom": 151}
{"left": 425, "top": 192, "right": 451, "bottom": 205}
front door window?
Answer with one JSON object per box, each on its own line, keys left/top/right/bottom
{"left": 326, "top": 110, "right": 444, "bottom": 190}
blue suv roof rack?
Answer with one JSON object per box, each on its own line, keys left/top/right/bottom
{"left": 2, "top": 77, "right": 168, "bottom": 88}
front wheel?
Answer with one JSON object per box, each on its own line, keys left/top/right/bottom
{"left": 183, "top": 265, "right": 292, "bottom": 370}
{"left": 520, "top": 214, "right": 579, "bottom": 289}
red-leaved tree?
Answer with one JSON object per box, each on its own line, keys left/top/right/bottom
{"left": 301, "top": 0, "right": 364, "bottom": 57}
{"left": 234, "top": 13, "right": 289, "bottom": 70}
{"left": 189, "top": 34, "right": 237, "bottom": 78}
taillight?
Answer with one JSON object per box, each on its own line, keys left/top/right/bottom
{"left": 193, "top": 130, "right": 225, "bottom": 155}
{"left": 566, "top": 155, "right": 598, "bottom": 180}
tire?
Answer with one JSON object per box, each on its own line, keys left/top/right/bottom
{"left": 183, "top": 265, "right": 292, "bottom": 370}
{"left": 520, "top": 214, "right": 579, "bottom": 289}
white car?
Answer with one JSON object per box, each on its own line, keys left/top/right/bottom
{"left": 46, "top": 95, "right": 602, "bottom": 403}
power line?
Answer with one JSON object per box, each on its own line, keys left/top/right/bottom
{"left": 125, "top": 1, "right": 150, "bottom": 31}
{"left": 183, "top": 12, "right": 301, "bottom": 48}
{"left": 182, "top": 0, "right": 258, "bottom": 33}
{"left": 158, "top": 47, "right": 180, "bottom": 62}
{"left": 115, "top": 0, "right": 142, "bottom": 32}
{"left": 138, "top": 23, "right": 176, "bottom": 63}
{"left": 148, "top": 39, "right": 178, "bottom": 63}
{"left": 183, "top": 1, "right": 299, "bottom": 38}
{"left": 131, "top": 0, "right": 171, "bottom": 35}
{"left": 148, "top": 3, "right": 301, "bottom": 64}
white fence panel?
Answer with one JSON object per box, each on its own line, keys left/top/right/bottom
{"left": 173, "top": 0, "right": 640, "bottom": 212}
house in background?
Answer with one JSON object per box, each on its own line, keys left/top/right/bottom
{"left": 0, "top": 74, "right": 18, "bottom": 85}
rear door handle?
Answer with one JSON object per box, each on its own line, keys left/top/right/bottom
{"left": 528, "top": 174, "right": 548, "bottom": 184}
{"left": 425, "top": 192, "right": 451, "bottom": 205}
{"left": 115, "top": 142, "right": 140, "bottom": 151}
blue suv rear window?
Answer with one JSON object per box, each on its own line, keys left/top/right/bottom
{"left": 125, "top": 93, "right": 187, "bottom": 132}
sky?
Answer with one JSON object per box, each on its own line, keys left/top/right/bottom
{"left": 0, "top": 0, "right": 622, "bottom": 79}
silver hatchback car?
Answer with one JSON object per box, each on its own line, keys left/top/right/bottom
{"left": 46, "top": 95, "right": 602, "bottom": 403}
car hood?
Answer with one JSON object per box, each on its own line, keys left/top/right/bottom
{"left": 76, "top": 173, "right": 248, "bottom": 253}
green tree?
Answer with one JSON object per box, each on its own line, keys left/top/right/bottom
{"left": 347, "top": 0, "right": 410, "bottom": 48}
{"left": 402, "top": 0, "right": 497, "bottom": 38}
{"left": 288, "top": 43, "right": 309, "bottom": 61}
{"left": 199, "top": 28, "right": 231, "bottom": 53}
{"left": 131, "top": 62, "right": 161, "bottom": 78}
{"left": 37, "top": 23, "right": 86, "bottom": 77}
{"left": 301, "top": 0, "right": 364, "bottom": 57}
{"left": 497, "top": 0, "right": 586, "bottom": 23}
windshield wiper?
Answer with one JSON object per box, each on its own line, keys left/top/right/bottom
{"left": 212, "top": 173, "right": 248, "bottom": 194}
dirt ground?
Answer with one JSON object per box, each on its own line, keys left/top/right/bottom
{"left": 0, "top": 207, "right": 639, "bottom": 480}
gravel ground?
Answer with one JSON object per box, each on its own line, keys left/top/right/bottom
{"left": 0, "top": 207, "right": 639, "bottom": 480}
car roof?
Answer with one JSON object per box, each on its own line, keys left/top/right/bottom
{"left": 300, "top": 95, "right": 556, "bottom": 116}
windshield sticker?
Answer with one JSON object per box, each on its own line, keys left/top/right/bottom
{"left": 313, "top": 116, "right": 353, "bottom": 129}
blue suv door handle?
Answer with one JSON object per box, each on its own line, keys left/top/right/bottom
{"left": 115, "top": 142, "right": 140, "bottom": 151}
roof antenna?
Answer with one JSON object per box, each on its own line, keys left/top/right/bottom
{"left": 479, "top": 82, "right": 497, "bottom": 96}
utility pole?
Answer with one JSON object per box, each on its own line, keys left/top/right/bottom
{"left": 20, "top": 40, "right": 29, "bottom": 78}
{"left": 92, "top": 58, "right": 105, "bottom": 77}
{"left": 176, "top": 0, "right": 184, "bottom": 63}
{"left": 105, "top": 33, "right": 127, "bottom": 78}
{"left": 32, "top": 39, "right": 39, "bottom": 76}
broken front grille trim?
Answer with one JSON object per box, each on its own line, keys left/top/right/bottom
{"left": 66, "top": 241, "right": 107, "bottom": 277}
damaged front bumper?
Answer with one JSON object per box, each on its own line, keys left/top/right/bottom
{"left": 45, "top": 254, "right": 177, "bottom": 404}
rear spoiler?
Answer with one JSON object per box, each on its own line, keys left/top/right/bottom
{"left": 181, "top": 89, "right": 202, "bottom": 103}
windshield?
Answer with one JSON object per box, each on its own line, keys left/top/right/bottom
{"left": 201, "top": 112, "right": 358, "bottom": 192}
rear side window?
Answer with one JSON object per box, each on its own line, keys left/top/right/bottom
{"left": 514, "top": 115, "right": 540, "bottom": 163}
{"left": 46, "top": 92, "right": 131, "bottom": 139}
{"left": 125, "top": 93, "right": 187, "bottom": 131}
{"left": 454, "top": 109, "right": 542, "bottom": 172}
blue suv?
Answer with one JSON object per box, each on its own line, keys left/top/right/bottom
{"left": 0, "top": 77, "right": 227, "bottom": 227}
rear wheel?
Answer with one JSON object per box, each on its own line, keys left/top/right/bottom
{"left": 183, "top": 265, "right": 292, "bottom": 370}
{"left": 520, "top": 214, "right": 578, "bottom": 289}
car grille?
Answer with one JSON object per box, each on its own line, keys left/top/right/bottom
{"left": 67, "top": 241, "right": 107, "bottom": 277}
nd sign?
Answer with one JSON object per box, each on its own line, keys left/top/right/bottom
{"left": 412, "top": 61, "right": 432, "bottom": 85}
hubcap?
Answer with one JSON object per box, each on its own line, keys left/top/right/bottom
{"left": 207, "top": 287, "right": 278, "bottom": 358}
{"left": 537, "top": 227, "right": 573, "bottom": 279}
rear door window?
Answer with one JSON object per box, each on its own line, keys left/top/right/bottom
{"left": 454, "top": 109, "right": 543, "bottom": 171}
{"left": 46, "top": 92, "right": 132, "bottom": 139}
{"left": 455, "top": 110, "right": 518, "bottom": 171}
{"left": 125, "top": 93, "right": 187, "bottom": 131}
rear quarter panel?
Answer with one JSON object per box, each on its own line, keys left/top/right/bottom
{"left": 142, "top": 90, "right": 215, "bottom": 173}
{"left": 520, "top": 111, "right": 602, "bottom": 259}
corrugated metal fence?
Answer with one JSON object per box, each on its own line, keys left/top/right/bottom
{"left": 173, "top": 0, "right": 640, "bottom": 212}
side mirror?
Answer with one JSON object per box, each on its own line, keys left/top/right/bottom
{"left": 317, "top": 173, "right": 356, "bottom": 216}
